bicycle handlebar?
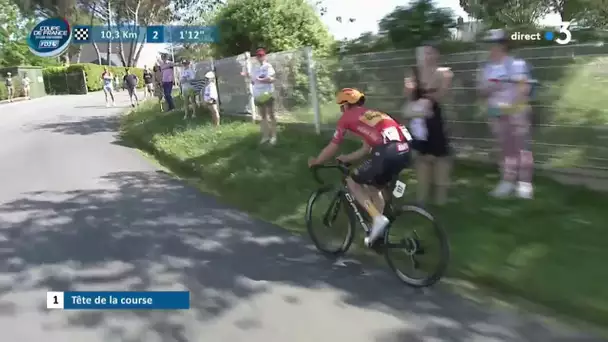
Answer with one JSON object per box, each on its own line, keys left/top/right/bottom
{"left": 310, "top": 161, "right": 351, "bottom": 184}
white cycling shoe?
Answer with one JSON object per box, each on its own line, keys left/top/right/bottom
{"left": 364, "top": 215, "right": 390, "bottom": 246}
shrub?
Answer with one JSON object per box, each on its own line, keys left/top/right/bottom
{"left": 43, "top": 63, "right": 145, "bottom": 95}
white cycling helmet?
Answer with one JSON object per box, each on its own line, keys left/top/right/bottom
{"left": 205, "top": 71, "right": 215, "bottom": 79}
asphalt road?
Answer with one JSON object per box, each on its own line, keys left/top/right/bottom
{"left": 0, "top": 92, "right": 605, "bottom": 342}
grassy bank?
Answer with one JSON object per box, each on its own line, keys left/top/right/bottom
{"left": 121, "top": 101, "right": 608, "bottom": 327}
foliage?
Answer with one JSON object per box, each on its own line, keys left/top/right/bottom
{"left": 457, "top": 0, "right": 608, "bottom": 27}
{"left": 213, "top": 0, "right": 334, "bottom": 57}
{"left": 0, "top": 0, "right": 61, "bottom": 68}
{"left": 170, "top": 6, "right": 219, "bottom": 62}
{"left": 211, "top": 0, "right": 334, "bottom": 110}
{"left": 43, "top": 63, "right": 144, "bottom": 94}
{"left": 378, "top": 0, "right": 456, "bottom": 49}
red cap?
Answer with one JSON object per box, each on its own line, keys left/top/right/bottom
{"left": 255, "top": 48, "right": 266, "bottom": 56}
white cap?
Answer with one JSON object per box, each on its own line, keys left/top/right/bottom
{"left": 205, "top": 71, "right": 215, "bottom": 78}
{"left": 484, "top": 29, "right": 508, "bottom": 42}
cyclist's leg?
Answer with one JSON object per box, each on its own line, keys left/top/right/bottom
{"left": 348, "top": 147, "right": 392, "bottom": 244}
{"left": 348, "top": 155, "right": 383, "bottom": 218}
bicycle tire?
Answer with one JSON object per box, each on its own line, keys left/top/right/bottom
{"left": 305, "top": 186, "right": 355, "bottom": 256}
{"left": 383, "top": 204, "right": 450, "bottom": 288}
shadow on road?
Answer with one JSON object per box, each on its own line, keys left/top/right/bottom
{"left": 0, "top": 169, "right": 602, "bottom": 341}
{"left": 30, "top": 116, "right": 121, "bottom": 136}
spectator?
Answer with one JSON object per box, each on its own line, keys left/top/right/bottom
{"left": 113, "top": 74, "right": 121, "bottom": 91}
{"left": 21, "top": 73, "right": 31, "bottom": 100}
{"left": 5, "top": 72, "right": 14, "bottom": 102}
{"left": 123, "top": 68, "right": 139, "bottom": 107}
{"left": 478, "top": 29, "right": 534, "bottom": 199}
{"left": 203, "top": 71, "right": 220, "bottom": 126}
{"left": 180, "top": 60, "right": 196, "bottom": 119}
{"left": 152, "top": 64, "right": 164, "bottom": 111}
{"left": 142, "top": 65, "right": 154, "bottom": 99}
{"left": 190, "top": 67, "right": 206, "bottom": 107}
{"left": 159, "top": 54, "right": 176, "bottom": 111}
{"left": 403, "top": 43, "right": 453, "bottom": 205}
{"left": 101, "top": 67, "right": 115, "bottom": 107}
{"left": 250, "top": 48, "right": 277, "bottom": 145}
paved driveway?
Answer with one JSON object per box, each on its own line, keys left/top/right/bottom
{"left": 0, "top": 93, "right": 605, "bottom": 341}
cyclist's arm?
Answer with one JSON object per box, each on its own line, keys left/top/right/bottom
{"left": 312, "top": 123, "right": 347, "bottom": 164}
{"left": 340, "top": 141, "right": 371, "bottom": 163}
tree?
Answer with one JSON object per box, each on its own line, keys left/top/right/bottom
{"left": 213, "top": 0, "right": 333, "bottom": 57}
{"left": 1, "top": 0, "right": 61, "bottom": 67}
{"left": 10, "top": 0, "right": 82, "bottom": 64}
{"left": 339, "top": 32, "right": 391, "bottom": 55}
{"left": 168, "top": 4, "right": 219, "bottom": 63}
{"left": 378, "top": 0, "right": 456, "bottom": 49}
{"left": 459, "top": 0, "right": 550, "bottom": 27}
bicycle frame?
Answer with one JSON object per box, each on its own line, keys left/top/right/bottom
{"left": 314, "top": 162, "right": 399, "bottom": 236}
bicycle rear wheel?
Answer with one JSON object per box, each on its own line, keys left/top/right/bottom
{"left": 305, "top": 187, "right": 355, "bottom": 256}
{"left": 383, "top": 204, "right": 449, "bottom": 287}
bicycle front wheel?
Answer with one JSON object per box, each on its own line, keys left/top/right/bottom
{"left": 305, "top": 186, "right": 355, "bottom": 256}
{"left": 383, "top": 205, "right": 449, "bottom": 287}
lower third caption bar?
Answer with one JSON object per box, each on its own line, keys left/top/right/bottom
{"left": 47, "top": 291, "right": 190, "bottom": 310}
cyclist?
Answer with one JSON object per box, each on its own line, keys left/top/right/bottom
{"left": 308, "top": 88, "right": 412, "bottom": 246}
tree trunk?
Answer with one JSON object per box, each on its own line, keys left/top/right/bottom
{"left": 75, "top": 45, "right": 83, "bottom": 63}
{"left": 133, "top": 38, "right": 146, "bottom": 66}
{"left": 93, "top": 42, "right": 102, "bottom": 64}
{"left": 106, "top": 0, "right": 112, "bottom": 66}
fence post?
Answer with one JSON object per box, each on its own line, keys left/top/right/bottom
{"left": 244, "top": 52, "right": 256, "bottom": 121}
{"left": 304, "top": 46, "right": 321, "bottom": 134}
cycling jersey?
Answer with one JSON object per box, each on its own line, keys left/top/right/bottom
{"left": 331, "top": 106, "right": 410, "bottom": 147}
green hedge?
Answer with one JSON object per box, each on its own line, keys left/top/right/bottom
{"left": 43, "top": 63, "right": 145, "bottom": 95}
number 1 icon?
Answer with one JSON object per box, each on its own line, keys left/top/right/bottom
{"left": 47, "top": 291, "right": 64, "bottom": 309}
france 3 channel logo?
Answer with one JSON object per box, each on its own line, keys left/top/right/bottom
{"left": 510, "top": 22, "right": 573, "bottom": 45}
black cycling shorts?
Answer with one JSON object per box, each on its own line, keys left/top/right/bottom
{"left": 351, "top": 141, "right": 411, "bottom": 187}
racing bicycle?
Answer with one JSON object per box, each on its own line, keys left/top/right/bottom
{"left": 305, "top": 162, "right": 450, "bottom": 287}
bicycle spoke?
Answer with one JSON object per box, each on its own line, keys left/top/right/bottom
{"left": 383, "top": 205, "right": 449, "bottom": 287}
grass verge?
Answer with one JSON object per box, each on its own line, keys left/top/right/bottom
{"left": 121, "top": 100, "right": 608, "bottom": 327}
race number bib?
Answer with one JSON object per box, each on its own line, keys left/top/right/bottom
{"left": 399, "top": 125, "right": 412, "bottom": 141}
{"left": 381, "top": 126, "right": 413, "bottom": 143}
{"left": 381, "top": 126, "right": 401, "bottom": 142}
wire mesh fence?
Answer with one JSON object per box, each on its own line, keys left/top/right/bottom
{"left": 191, "top": 43, "right": 608, "bottom": 176}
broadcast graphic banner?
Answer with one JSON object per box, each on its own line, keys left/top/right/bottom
{"left": 47, "top": 291, "right": 190, "bottom": 310}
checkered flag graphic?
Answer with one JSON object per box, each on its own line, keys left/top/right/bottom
{"left": 73, "top": 27, "right": 90, "bottom": 43}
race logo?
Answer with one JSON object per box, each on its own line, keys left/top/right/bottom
{"left": 27, "top": 18, "right": 72, "bottom": 57}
